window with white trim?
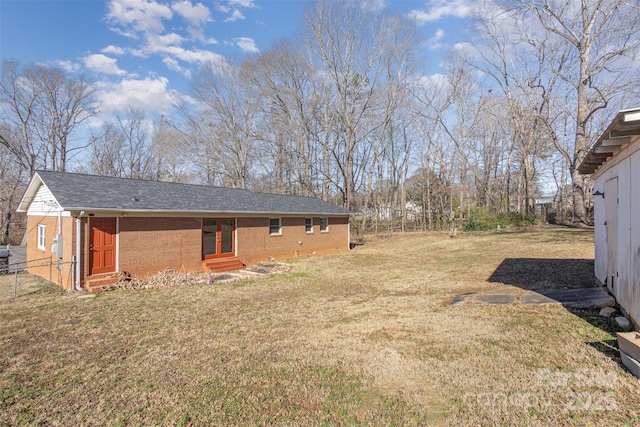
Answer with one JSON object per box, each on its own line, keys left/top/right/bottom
{"left": 269, "top": 218, "right": 282, "bottom": 235}
{"left": 37, "top": 224, "right": 46, "bottom": 250}
{"left": 305, "top": 218, "right": 313, "bottom": 234}
{"left": 320, "top": 217, "right": 329, "bottom": 233}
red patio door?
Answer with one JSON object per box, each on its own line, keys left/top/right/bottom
{"left": 203, "top": 218, "right": 235, "bottom": 259}
{"left": 89, "top": 217, "right": 116, "bottom": 275}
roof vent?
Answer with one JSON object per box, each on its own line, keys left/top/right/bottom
{"left": 132, "top": 196, "right": 139, "bottom": 202}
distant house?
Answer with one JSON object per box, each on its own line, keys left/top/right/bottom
{"left": 17, "top": 171, "right": 352, "bottom": 291}
{"left": 578, "top": 107, "right": 640, "bottom": 327}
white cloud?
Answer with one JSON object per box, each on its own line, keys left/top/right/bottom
{"left": 215, "top": 0, "right": 257, "bottom": 22}
{"left": 172, "top": 0, "right": 211, "bottom": 26}
{"left": 56, "top": 60, "right": 80, "bottom": 73}
{"left": 453, "top": 41, "right": 474, "bottom": 53}
{"left": 101, "top": 45, "right": 125, "bottom": 55}
{"left": 98, "top": 0, "right": 256, "bottom": 87}
{"left": 93, "top": 76, "right": 177, "bottom": 113}
{"left": 187, "top": 26, "right": 204, "bottom": 40}
{"left": 408, "top": 0, "right": 474, "bottom": 25}
{"left": 234, "top": 37, "right": 259, "bottom": 53}
{"left": 426, "top": 28, "right": 445, "bottom": 49}
{"left": 413, "top": 73, "right": 450, "bottom": 95}
{"left": 107, "top": 0, "right": 173, "bottom": 36}
{"left": 224, "top": 9, "right": 245, "bottom": 22}
{"left": 215, "top": 4, "right": 230, "bottom": 13}
{"left": 144, "top": 32, "right": 185, "bottom": 54}
{"left": 84, "top": 54, "right": 126, "bottom": 75}
{"left": 228, "top": 0, "right": 256, "bottom": 7}
{"left": 361, "top": 0, "right": 387, "bottom": 12}
{"left": 163, "top": 57, "right": 191, "bottom": 77}
{"left": 164, "top": 46, "right": 228, "bottom": 65}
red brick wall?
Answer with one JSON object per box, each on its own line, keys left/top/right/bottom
{"left": 237, "top": 216, "right": 349, "bottom": 265}
{"left": 25, "top": 215, "right": 76, "bottom": 290}
{"left": 118, "top": 217, "right": 202, "bottom": 277}
{"left": 26, "top": 214, "right": 350, "bottom": 287}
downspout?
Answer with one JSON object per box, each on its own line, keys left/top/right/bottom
{"left": 57, "top": 208, "right": 62, "bottom": 286}
{"left": 74, "top": 214, "right": 82, "bottom": 291}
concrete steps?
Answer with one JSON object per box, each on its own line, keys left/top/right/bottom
{"left": 84, "top": 274, "right": 119, "bottom": 293}
{"left": 202, "top": 257, "right": 245, "bottom": 272}
{"left": 618, "top": 332, "right": 640, "bottom": 378}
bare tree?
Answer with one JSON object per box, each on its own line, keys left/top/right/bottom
{"left": 304, "top": 0, "right": 399, "bottom": 209}
{"left": 0, "top": 61, "right": 43, "bottom": 176}
{"left": 243, "top": 40, "right": 319, "bottom": 196}
{"left": 0, "top": 60, "right": 96, "bottom": 174}
{"left": 113, "top": 108, "right": 156, "bottom": 179}
{"left": 188, "top": 62, "right": 258, "bottom": 189}
{"left": 0, "top": 141, "right": 25, "bottom": 244}
{"left": 496, "top": 0, "right": 640, "bottom": 224}
{"left": 89, "top": 108, "right": 157, "bottom": 179}
{"left": 28, "top": 65, "right": 96, "bottom": 171}
{"left": 89, "top": 122, "right": 126, "bottom": 177}
{"left": 152, "top": 117, "right": 194, "bottom": 183}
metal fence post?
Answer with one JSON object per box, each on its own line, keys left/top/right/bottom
{"left": 49, "top": 258, "right": 52, "bottom": 283}
{"left": 14, "top": 268, "right": 18, "bottom": 298}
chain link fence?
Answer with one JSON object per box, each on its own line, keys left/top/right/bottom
{"left": 0, "top": 256, "right": 75, "bottom": 300}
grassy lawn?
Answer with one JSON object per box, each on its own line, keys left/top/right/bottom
{"left": 1, "top": 227, "right": 639, "bottom": 426}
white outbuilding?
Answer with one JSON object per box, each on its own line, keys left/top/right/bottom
{"left": 579, "top": 107, "right": 640, "bottom": 327}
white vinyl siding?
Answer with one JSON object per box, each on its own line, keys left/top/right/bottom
{"left": 27, "top": 184, "right": 61, "bottom": 216}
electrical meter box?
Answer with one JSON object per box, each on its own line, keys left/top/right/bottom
{"left": 51, "top": 234, "right": 63, "bottom": 259}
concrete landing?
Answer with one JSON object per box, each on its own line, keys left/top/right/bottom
{"left": 452, "top": 287, "right": 615, "bottom": 308}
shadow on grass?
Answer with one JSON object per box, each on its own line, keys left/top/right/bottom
{"left": 488, "top": 258, "right": 624, "bottom": 361}
{"left": 488, "top": 258, "right": 596, "bottom": 290}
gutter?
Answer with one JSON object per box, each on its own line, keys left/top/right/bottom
{"left": 65, "top": 208, "right": 355, "bottom": 217}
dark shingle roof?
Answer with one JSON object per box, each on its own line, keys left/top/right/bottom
{"left": 30, "top": 171, "right": 352, "bottom": 216}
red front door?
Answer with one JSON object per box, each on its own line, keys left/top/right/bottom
{"left": 90, "top": 217, "right": 116, "bottom": 275}
{"left": 203, "top": 218, "right": 235, "bottom": 259}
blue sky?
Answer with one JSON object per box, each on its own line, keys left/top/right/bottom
{"left": 1, "top": 0, "right": 475, "bottom": 116}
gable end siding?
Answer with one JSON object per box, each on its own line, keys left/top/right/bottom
{"left": 26, "top": 184, "right": 62, "bottom": 216}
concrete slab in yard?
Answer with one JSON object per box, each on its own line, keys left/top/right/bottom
{"left": 453, "top": 287, "right": 615, "bottom": 308}
{"left": 536, "top": 287, "right": 615, "bottom": 309}
{"left": 519, "top": 292, "right": 560, "bottom": 305}
{"left": 471, "top": 293, "right": 516, "bottom": 305}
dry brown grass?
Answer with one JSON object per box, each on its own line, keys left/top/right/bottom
{"left": 1, "top": 227, "right": 638, "bottom": 426}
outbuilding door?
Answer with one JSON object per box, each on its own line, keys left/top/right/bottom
{"left": 89, "top": 217, "right": 117, "bottom": 275}
{"left": 605, "top": 177, "right": 618, "bottom": 293}
{"left": 203, "top": 218, "right": 235, "bottom": 259}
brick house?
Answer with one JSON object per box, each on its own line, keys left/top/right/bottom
{"left": 17, "top": 171, "right": 352, "bottom": 291}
